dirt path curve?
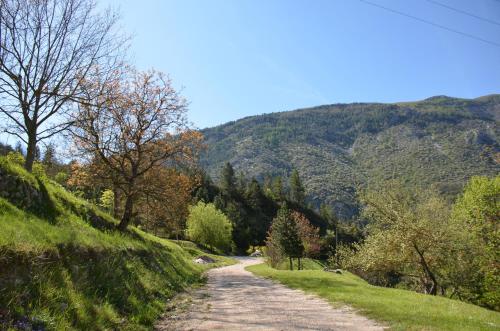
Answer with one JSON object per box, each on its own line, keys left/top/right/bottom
{"left": 156, "top": 257, "right": 384, "bottom": 331}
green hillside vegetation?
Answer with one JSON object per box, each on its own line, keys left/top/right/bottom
{"left": 201, "top": 94, "right": 500, "bottom": 218}
{"left": 0, "top": 157, "right": 233, "bottom": 330}
{"left": 247, "top": 264, "right": 500, "bottom": 331}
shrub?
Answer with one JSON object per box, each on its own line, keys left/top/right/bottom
{"left": 6, "top": 151, "right": 24, "bottom": 166}
{"left": 32, "top": 162, "right": 47, "bottom": 178}
{"left": 186, "top": 202, "right": 233, "bottom": 252}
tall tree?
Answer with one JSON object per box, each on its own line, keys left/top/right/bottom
{"left": 452, "top": 175, "right": 499, "bottom": 309}
{"left": 292, "top": 211, "right": 321, "bottom": 259}
{"left": 186, "top": 201, "right": 233, "bottom": 252}
{"left": 289, "top": 169, "right": 306, "bottom": 206}
{"left": 271, "top": 176, "right": 285, "bottom": 202}
{"left": 0, "top": 0, "right": 122, "bottom": 171}
{"left": 138, "top": 167, "right": 197, "bottom": 239}
{"left": 220, "top": 162, "right": 236, "bottom": 196}
{"left": 72, "top": 69, "right": 202, "bottom": 230}
{"left": 355, "top": 182, "right": 453, "bottom": 295}
{"left": 269, "top": 203, "right": 304, "bottom": 270}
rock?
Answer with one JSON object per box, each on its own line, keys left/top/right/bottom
{"left": 250, "top": 250, "right": 262, "bottom": 257}
{"left": 323, "top": 268, "right": 343, "bottom": 274}
{"left": 194, "top": 255, "right": 215, "bottom": 264}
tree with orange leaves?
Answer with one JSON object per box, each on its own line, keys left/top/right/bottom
{"left": 291, "top": 211, "right": 321, "bottom": 259}
{"left": 137, "top": 166, "right": 199, "bottom": 238}
{"left": 71, "top": 68, "right": 203, "bottom": 230}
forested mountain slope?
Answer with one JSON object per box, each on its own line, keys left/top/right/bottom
{"left": 200, "top": 95, "right": 500, "bottom": 218}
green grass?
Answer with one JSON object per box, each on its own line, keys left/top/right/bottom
{"left": 247, "top": 263, "right": 500, "bottom": 331}
{"left": 274, "top": 257, "right": 325, "bottom": 270}
{"left": 0, "top": 157, "right": 234, "bottom": 330}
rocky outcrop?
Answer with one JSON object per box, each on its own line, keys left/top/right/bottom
{"left": 0, "top": 167, "right": 43, "bottom": 210}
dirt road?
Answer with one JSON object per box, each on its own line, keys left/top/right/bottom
{"left": 156, "top": 257, "right": 384, "bottom": 331}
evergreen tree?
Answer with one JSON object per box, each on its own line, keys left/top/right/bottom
{"left": 42, "top": 143, "right": 58, "bottom": 176}
{"left": 289, "top": 169, "right": 306, "bottom": 206}
{"left": 246, "top": 178, "right": 264, "bottom": 210}
{"left": 220, "top": 162, "right": 236, "bottom": 196}
{"left": 213, "top": 192, "right": 225, "bottom": 211}
{"left": 236, "top": 171, "right": 248, "bottom": 194}
{"left": 320, "top": 203, "right": 338, "bottom": 262}
{"left": 226, "top": 201, "right": 250, "bottom": 253}
{"left": 271, "top": 176, "right": 285, "bottom": 201}
{"left": 270, "top": 203, "right": 304, "bottom": 270}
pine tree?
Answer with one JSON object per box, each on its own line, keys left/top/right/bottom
{"left": 246, "top": 178, "right": 264, "bottom": 210}
{"left": 289, "top": 169, "right": 306, "bottom": 206}
{"left": 320, "top": 203, "right": 338, "bottom": 262}
{"left": 270, "top": 203, "right": 304, "bottom": 270}
{"left": 236, "top": 171, "right": 247, "bottom": 194}
{"left": 271, "top": 176, "right": 285, "bottom": 201}
{"left": 220, "top": 162, "right": 236, "bottom": 196}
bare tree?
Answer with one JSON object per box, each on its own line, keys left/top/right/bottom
{"left": 72, "top": 69, "right": 203, "bottom": 230}
{"left": 0, "top": 0, "right": 122, "bottom": 171}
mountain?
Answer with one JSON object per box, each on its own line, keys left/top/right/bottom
{"left": 200, "top": 94, "right": 500, "bottom": 219}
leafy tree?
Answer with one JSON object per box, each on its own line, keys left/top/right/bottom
{"left": 138, "top": 167, "right": 196, "bottom": 239}
{"left": 72, "top": 69, "right": 202, "bottom": 230}
{"left": 451, "top": 175, "right": 499, "bottom": 310}
{"left": 186, "top": 202, "right": 232, "bottom": 252}
{"left": 292, "top": 211, "right": 321, "bottom": 258}
{"left": 354, "top": 181, "right": 453, "bottom": 295}
{"left": 289, "top": 169, "right": 306, "bottom": 206}
{"left": 268, "top": 204, "right": 304, "bottom": 270}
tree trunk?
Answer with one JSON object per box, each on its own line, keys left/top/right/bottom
{"left": 24, "top": 131, "right": 37, "bottom": 172}
{"left": 118, "top": 194, "right": 134, "bottom": 231}
{"left": 298, "top": 257, "right": 301, "bottom": 270}
{"left": 113, "top": 187, "right": 120, "bottom": 218}
{"left": 289, "top": 257, "right": 293, "bottom": 270}
{"left": 414, "top": 244, "right": 438, "bottom": 295}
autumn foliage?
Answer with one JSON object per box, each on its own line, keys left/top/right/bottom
{"left": 71, "top": 68, "right": 203, "bottom": 230}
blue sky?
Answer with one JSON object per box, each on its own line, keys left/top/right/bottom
{"left": 102, "top": 0, "right": 500, "bottom": 129}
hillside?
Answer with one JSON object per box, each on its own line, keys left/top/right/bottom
{"left": 0, "top": 157, "right": 233, "bottom": 330}
{"left": 200, "top": 94, "right": 500, "bottom": 218}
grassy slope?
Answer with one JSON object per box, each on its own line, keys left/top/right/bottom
{"left": 247, "top": 263, "right": 500, "bottom": 331}
{"left": 0, "top": 158, "right": 233, "bottom": 330}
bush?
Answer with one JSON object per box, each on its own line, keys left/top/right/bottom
{"left": 32, "top": 162, "right": 47, "bottom": 178}
{"left": 54, "top": 172, "right": 68, "bottom": 186}
{"left": 186, "top": 202, "right": 233, "bottom": 252}
{"left": 6, "top": 151, "right": 24, "bottom": 166}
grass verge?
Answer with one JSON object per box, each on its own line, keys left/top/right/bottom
{"left": 0, "top": 157, "right": 234, "bottom": 330}
{"left": 246, "top": 263, "right": 500, "bottom": 331}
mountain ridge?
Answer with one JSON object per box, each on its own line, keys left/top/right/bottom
{"left": 200, "top": 94, "right": 500, "bottom": 219}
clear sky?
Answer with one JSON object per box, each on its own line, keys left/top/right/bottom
{"left": 68, "top": 0, "right": 500, "bottom": 128}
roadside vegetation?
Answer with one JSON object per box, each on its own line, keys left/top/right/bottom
{"left": 0, "top": 157, "right": 233, "bottom": 330}
{"left": 0, "top": 0, "right": 498, "bottom": 329}
{"left": 247, "top": 264, "right": 500, "bottom": 331}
